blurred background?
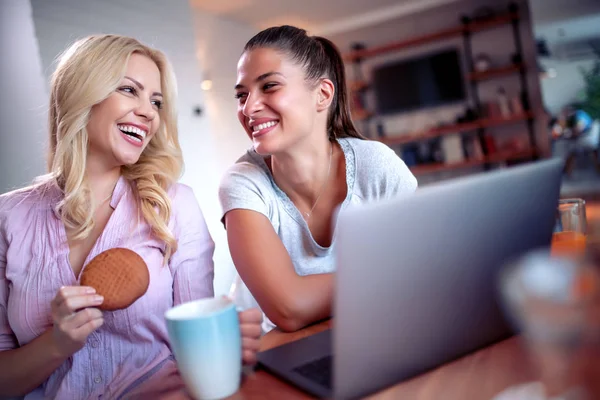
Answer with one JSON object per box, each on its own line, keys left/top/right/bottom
{"left": 1, "top": 0, "right": 599, "bottom": 295}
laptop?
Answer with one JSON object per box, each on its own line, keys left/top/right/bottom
{"left": 257, "top": 158, "right": 563, "bottom": 399}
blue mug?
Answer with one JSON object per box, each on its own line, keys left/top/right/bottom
{"left": 165, "top": 297, "right": 241, "bottom": 399}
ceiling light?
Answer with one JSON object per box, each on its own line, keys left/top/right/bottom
{"left": 201, "top": 79, "right": 213, "bottom": 91}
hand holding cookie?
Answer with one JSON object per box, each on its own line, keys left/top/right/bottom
{"left": 50, "top": 286, "right": 104, "bottom": 358}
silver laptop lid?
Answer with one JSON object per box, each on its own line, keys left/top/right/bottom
{"left": 334, "top": 158, "right": 563, "bottom": 399}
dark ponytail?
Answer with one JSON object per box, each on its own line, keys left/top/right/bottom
{"left": 244, "top": 26, "right": 365, "bottom": 141}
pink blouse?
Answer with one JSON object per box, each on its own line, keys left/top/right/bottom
{"left": 0, "top": 176, "right": 215, "bottom": 399}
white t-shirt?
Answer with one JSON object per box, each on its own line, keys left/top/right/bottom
{"left": 219, "top": 137, "right": 418, "bottom": 331}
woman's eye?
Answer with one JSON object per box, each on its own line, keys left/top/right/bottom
{"left": 119, "top": 86, "right": 136, "bottom": 95}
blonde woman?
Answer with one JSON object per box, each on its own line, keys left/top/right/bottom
{"left": 0, "top": 35, "right": 261, "bottom": 399}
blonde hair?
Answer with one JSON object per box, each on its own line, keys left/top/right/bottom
{"left": 47, "top": 34, "right": 183, "bottom": 260}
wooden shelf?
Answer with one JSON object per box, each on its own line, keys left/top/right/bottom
{"left": 353, "top": 109, "right": 374, "bottom": 121}
{"left": 479, "top": 112, "right": 533, "bottom": 129}
{"left": 486, "top": 148, "right": 535, "bottom": 164}
{"left": 377, "top": 112, "right": 533, "bottom": 146}
{"left": 410, "top": 148, "right": 535, "bottom": 175}
{"left": 467, "top": 13, "right": 517, "bottom": 34}
{"left": 410, "top": 158, "right": 486, "bottom": 175}
{"left": 379, "top": 120, "right": 481, "bottom": 146}
{"left": 344, "top": 12, "right": 518, "bottom": 61}
{"left": 469, "top": 64, "right": 524, "bottom": 81}
{"left": 349, "top": 80, "right": 369, "bottom": 91}
{"left": 344, "top": 25, "right": 463, "bottom": 61}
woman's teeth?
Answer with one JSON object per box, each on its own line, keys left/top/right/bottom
{"left": 117, "top": 124, "right": 146, "bottom": 141}
{"left": 253, "top": 121, "right": 277, "bottom": 131}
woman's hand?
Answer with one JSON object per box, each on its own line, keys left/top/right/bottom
{"left": 50, "top": 286, "right": 104, "bottom": 358}
{"left": 238, "top": 308, "right": 262, "bottom": 365}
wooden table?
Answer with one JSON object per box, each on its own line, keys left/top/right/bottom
{"left": 228, "top": 320, "right": 538, "bottom": 400}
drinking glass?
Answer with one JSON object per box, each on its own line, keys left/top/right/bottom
{"left": 496, "top": 251, "right": 600, "bottom": 400}
{"left": 552, "top": 199, "right": 587, "bottom": 257}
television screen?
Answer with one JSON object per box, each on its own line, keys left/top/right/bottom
{"left": 372, "top": 49, "right": 466, "bottom": 115}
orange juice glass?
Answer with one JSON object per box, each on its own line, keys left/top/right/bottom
{"left": 552, "top": 199, "right": 587, "bottom": 257}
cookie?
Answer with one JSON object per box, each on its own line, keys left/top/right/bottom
{"left": 80, "top": 248, "right": 150, "bottom": 311}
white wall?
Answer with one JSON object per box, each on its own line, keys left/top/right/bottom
{"left": 540, "top": 59, "right": 596, "bottom": 115}
{"left": 28, "top": 0, "right": 255, "bottom": 295}
{"left": 0, "top": 0, "right": 48, "bottom": 194}
{"left": 190, "top": 13, "right": 258, "bottom": 295}
{"left": 529, "top": 0, "right": 600, "bottom": 26}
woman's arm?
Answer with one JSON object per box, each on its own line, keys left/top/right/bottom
{"left": 0, "top": 330, "right": 68, "bottom": 396}
{"left": 168, "top": 186, "right": 215, "bottom": 305}
{"left": 0, "top": 284, "right": 104, "bottom": 397}
{"left": 225, "top": 209, "right": 333, "bottom": 332}
{"left": 0, "top": 220, "right": 67, "bottom": 396}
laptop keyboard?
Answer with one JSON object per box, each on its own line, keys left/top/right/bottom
{"left": 292, "top": 355, "right": 333, "bottom": 389}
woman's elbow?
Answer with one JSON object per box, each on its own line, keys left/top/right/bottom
{"left": 272, "top": 315, "right": 306, "bottom": 332}
{"left": 271, "top": 316, "right": 306, "bottom": 332}
{"left": 265, "top": 300, "right": 309, "bottom": 332}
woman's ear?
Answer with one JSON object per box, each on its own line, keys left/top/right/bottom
{"left": 316, "top": 78, "right": 335, "bottom": 112}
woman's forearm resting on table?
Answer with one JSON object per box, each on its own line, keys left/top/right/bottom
{"left": 226, "top": 209, "right": 334, "bottom": 332}
{"left": 258, "top": 272, "right": 334, "bottom": 332}
{"left": 0, "top": 330, "right": 68, "bottom": 397}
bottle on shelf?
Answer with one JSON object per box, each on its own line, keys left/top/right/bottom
{"left": 497, "top": 87, "right": 511, "bottom": 118}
